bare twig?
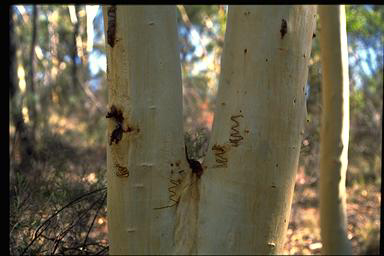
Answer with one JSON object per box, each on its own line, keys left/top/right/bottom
{"left": 21, "top": 187, "right": 106, "bottom": 255}
{"left": 82, "top": 192, "right": 107, "bottom": 250}
{"left": 95, "top": 246, "right": 109, "bottom": 255}
{"left": 50, "top": 192, "right": 105, "bottom": 254}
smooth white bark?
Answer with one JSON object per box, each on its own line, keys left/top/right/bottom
{"left": 104, "top": 5, "right": 318, "bottom": 255}
{"left": 318, "top": 5, "right": 352, "bottom": 255}
{"left": 197, "top": 6, "right": 317, "bottom": 254}
{"left": 103, "top": 6, "right": 189, "bottom": 254}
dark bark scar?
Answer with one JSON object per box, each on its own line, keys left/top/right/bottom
{"left": 185, "top": 146, "right": 203, "bottom": 178}
{"left": 280, "top": 19, "right": 287, "bottom": 39}
{"left": 107, "top": 5, "right": 116, "bottom": 47}
{"left": 106, "top": 105, "right": 136, "bottom": 145}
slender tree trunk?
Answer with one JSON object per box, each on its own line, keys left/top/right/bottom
{"left": 104, "top": 5, "right": 317, "bottom": 254}
{"left": 48, "top": 9, "right": 60, "bottom": 105}
{"left": 27, "top": 5, "right": 38, "bottom": 136}
{"left": 10, "top": 7, "right": 35, "bottom": 173}
{"left": 10, "top": 8, "right": 17, "bottom": 101}
{"left": 318, "top": 5, "right": 352, "bottom": 255}
{"left": 69, "top": 5, "right": 80, "bottom": 93}
{"left": 10, "top": 6, "right": 21, "bottom": 174}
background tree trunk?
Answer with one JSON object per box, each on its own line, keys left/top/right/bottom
{"left": 10, "top": 7, "right": 36, "bottom": 173}
{"left": 69, "top": 5, "right": 80, "bottom": 94}
{"left": 27, "top": 5, "right": 38, "bottom": 136}
{"left": 318, "top": 5, "right": 352, "bottom": 255}
{"left": 197, "top": 6, "right": 317, "bottom": 254}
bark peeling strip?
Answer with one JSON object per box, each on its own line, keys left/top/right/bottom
{"left": 280, "top": 19, "right": 287, "bottom": 39}
{"left": 107, "top": 5, "right": 116, "bottom": 47}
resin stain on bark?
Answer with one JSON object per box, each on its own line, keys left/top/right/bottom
{"left": 106, "top": 105, "right": 136, "bottom": 145}
{"left": 185, "top": 145, "right": 203, "bottom": 178}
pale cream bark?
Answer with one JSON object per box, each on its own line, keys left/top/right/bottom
{"left": 197, "top": 5, "right": 317, "bottom": 254}
{"left": 318, "top": 5, "right": 352, "bottom": 255}
{"left": 104, "top": 5, "right": 318, "bottom": 255}
{"left": 103, "top": 6, "right": 190, "bottom": 254}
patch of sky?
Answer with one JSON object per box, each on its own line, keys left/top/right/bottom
{"left": 75, "top": 56, "right": 81, "bottom": 65}
{"left": 88, "top": 6, "right": 106, "bottom": 76}
{"left": 347, "top": 38, "right": 381, "bottom": 88}
{"left": 93, "top": 6, "right": 105, "bottom": 43}
{"left": 188, "top": 26, "right": 213, "bottom": 75}
{"left": 89, "top": 51, "right": 106, "bottom": 75}
{"left": 89, "top": 77, "right": 101, "bottom": 91}
{"left": 87, "top": 4, "right": 380, "bottom": 93}
{"left": 64, "top": 55, "right": 71, "bottom": 63}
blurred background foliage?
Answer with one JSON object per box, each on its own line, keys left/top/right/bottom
{"left": 9, "top": 5, "right": 382, "bottom": 255}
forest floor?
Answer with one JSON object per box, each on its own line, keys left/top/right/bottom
{"left": 10, "top": 138, "right": 381, "bottom": 255}
{"left": 283, "top": 166, "right": 381, "bottom": 255}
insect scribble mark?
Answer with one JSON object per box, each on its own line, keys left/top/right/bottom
{"left": 280, "top": 19, "right": 287, "bottom": 39}
{"left": 212, "top": 144, "right": 228, "bottom": 168}
{"left": 115, "top": 163, "right": 129, "bottom": 177}
{"left": 153, "top": 178, "right": 181, "bottom": 210}
{"left": 107, "top": 5, "right": 116, "bottom": 47}
{"left": 229, "top": 114, "right": 244, "bottom": 147}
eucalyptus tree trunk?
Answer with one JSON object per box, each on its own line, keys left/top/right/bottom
{"left": 103, "top": 5, "right": 317, "bottom": 255}
{"left": 103, "top": 6, "right": 189, "bottom": 254}
{"left": 197, "top": 5, "right": 317, "bottom": 254}
{"left": 318, "top": 5, "right": 352, "bottom": 255}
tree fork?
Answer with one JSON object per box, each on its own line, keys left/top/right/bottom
{"left": 103, "top": 5, "right": 317, "bottom": 254}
